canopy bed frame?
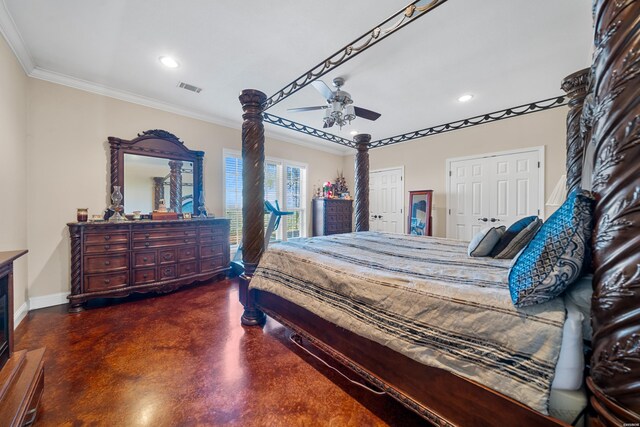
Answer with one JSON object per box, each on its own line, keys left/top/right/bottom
{"left": 236, "top": 1, "right": 640, "bottom": 425}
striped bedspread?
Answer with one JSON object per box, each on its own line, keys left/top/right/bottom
{"left": 249, "top": 232, "right": 565, "bottom": 414}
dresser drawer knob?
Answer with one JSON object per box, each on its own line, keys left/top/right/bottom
{"left": 164, "top": 268, "right": 171, "bottom": 275}
{"left": 184, "top": 239, "right": 189, "bottom": 243}
{"left": 104, "top": 279, "right": 110, "bottom": 284}
{"left": 145, "top": 233, "right": 150, "bottom": 238}
{"left": 145, "top": 242, "right": 150, "bottom": 247}
{"left": 143, "top": 257, "right": 148, "bottom": 262}
{"left": 143, "top": 274, "right": 148, "bottom": 279}
{"left": 104, "top": 235, "right": 111, "bottom": 241}
{"left": 104, "top": 244, "right": 110, "bottom": 250}
{"left": 186, "top": 251, "right": 191, "bottom": 256}
{"left": 163, "top": 253, "right": 172, "bottom": 260}
{"left": 104, "top": 260, "right": 111, "bottom": 266}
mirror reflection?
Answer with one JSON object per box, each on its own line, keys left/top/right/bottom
{"left": 408, "top": 190, "right": 433, "bottom": 236}
{"left": 124, "top": 154, "right": 194, "bottom": 213}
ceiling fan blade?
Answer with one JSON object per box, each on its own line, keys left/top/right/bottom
{"left": 286, "top": 106, "right": 327, "bottom": 113}
{"left": 311, "top": 80, "right": 334, "bottom": 100}
{"left": 353, "top": 106, "right": 381, "bottom": 121}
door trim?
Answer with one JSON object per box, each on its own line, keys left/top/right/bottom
{"left": 370, "top": 166, "right": 405, "bottom": 233}
{"left": 445, "top": 146, "right": 545, "bottom": 239}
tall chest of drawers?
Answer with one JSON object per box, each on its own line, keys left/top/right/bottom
{"left": 312, "top": 198, "right": 353, "bottom": 236}
{"left": 68, "top": 218, "right": 230, "bottom": 312}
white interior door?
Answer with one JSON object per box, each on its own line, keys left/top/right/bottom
{"left": 447, "top": 148, "right": 542, "bottom": 241}
{"left": 369, "top": 168, "right": 404, "bottom": 233}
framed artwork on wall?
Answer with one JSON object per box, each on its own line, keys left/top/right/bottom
{"left": 408, "top": 190, "right": 433, "bottom": 236}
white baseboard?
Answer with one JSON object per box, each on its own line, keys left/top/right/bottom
{"left": 14, "top": 302, "right": 28, "bottom": 329}
{"left": 29, "top": 292, "right": 69, "bottom": 311}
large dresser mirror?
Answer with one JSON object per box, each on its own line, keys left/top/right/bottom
{"left": 109, "top": 130, "right": 204, "bottom": 214}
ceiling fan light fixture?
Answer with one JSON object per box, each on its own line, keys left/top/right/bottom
{"left": 344, "top": 105, "right": 356, "bottom": 122}
{"left": 457, "top": 93, "right": 474, "bottom": 103}
{"left": 350, "top": 130, "right": 359, "bottom": 135}
{"left": 159, "top": 56, "right": 180, "bottom": 68}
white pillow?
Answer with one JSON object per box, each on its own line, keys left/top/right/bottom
{"left": 564, "top": 275, "right": 593, "bottom": 341}
{"left": 551, "top": 300, "right": 584, "bottom": 390}
{"left": 468, "top": 226, "right": 505, "bottom": 257}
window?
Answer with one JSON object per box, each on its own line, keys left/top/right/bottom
{"left": 223, "top": 150, "right": 307, "bottom": 248}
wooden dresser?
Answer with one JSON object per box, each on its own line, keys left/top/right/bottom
{"left": 312, "top": 198, "right": 353, "bottom": 236}
{"left": 67, "top": 218, "right": 230, "bottom": 311}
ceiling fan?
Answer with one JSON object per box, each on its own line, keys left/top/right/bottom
{"left": 287, "top": 77, "right": 382, "bottom": 129}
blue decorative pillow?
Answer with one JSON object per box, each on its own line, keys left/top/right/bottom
{"left": 468, "top": 226, "right": 505, "bottom": 257}
{"left": 508, "top": 190, "right": 594, "bottom": 307}
{"left": 491, "top": 217, "right": 543, "bottom": 259}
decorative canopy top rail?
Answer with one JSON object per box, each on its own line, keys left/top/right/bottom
{"left": 262, "top": 0, "right": 449, "bottom": 111}
{"left": 368, "top": 95, "right": 568, "bottom": 148}
{"left": 263, "top": 113, "right": 357, "bottom": 149}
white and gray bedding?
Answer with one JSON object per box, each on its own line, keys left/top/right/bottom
{"left": 249, "top": 231, "right": 566, "bottom": 414}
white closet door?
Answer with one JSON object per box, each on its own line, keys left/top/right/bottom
{"left": 369, "top": 168, "right": 404, "bottom": 233}
{"left": 447, "top": 149, "right": 542, "bottom": 241}
{"left": 448, "top": 158, "right": 490, "bottom": 240}
{"left": 490, "top": 150, "right": 540, "bottom": 227}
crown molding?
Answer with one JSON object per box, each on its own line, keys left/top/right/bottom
{"left": 0, "top": 1, "right": 350, "bottom": 158}
{"left": 28, "top": 67, "right": 351, "bottom": 156}
{"left": 0, "top": 0, "right": 35, "bottom": 72}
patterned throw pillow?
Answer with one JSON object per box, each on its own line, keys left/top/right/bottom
{"left": 508, "top": 190, "right": 594, "bottom": 307}
{"left": 491, "top": 217, "right": 543, "bottom": 259}
{"left": 468, "top": 226, "right": 505, "bottom": 257}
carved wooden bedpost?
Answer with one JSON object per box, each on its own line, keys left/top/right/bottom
{"left": 588, "top": 0, "right": 640, "bottom": 424}
{"left": 354, "top": 134, "right": 371, "bottom": 232}
{"left": 153, "top": 177, "right": 164, "bottom": 210}
{"left": 168, "top": 160, "right": 183, "bottom": 213}
{"left": 238, "top": 89, "right": 267, "bottom": 326}
{"left": 561, "top": 68, "right": 590, "bottom": 194}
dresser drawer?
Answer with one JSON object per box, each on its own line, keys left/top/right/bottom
{"left": 85, "top": 232, "right": 129, "bottom": 244}
{"left": 85, "top": 272, "right": 128, "bottom": 292}
{"left": 133, "top": 237, "right": 196, "bottom": 249}
{"left": 158, "top": 248, "right": 176, "bottom": 264}
{"left": 198, "top": 234, "right": 220, "bottom": 244}
{"left": 84, "top": 242, "right": 128, "bottom": 254}
{"left": 178, "top": 261, "right": 197, "bottom": 277}
{"left": 201, "top": 255, "right": 226, "bottom": 273}
{"left": 85, "top": 254, "right": 128, "bottom": 273}
{"left": 178, "top": 246, "right": 197, "bottom": 261}
{"left": 133, "top": 268, "right": 156, "bottom": 285}
{"left": 199, "top": 225, "right": 226, "bottom": 236}
{"left": 134, "top": 251, "right": 156, "bottom": 267}
{"left": 200, "top": 243, "right": 224, "bottom": 258}
{"left": 133, "top": 228, "right": 196, "bottom": 241}
{"left": 158, "top": 265, "right": 176, "bottom": 280}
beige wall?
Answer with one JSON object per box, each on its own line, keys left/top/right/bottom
{"left": 26, "top": 79, "right": 345, "bottom": 299}
{"left": 342, "top": 107, "right": 568, "bottom": 237}
{"left": 0, "top": 34, "right": 28, "bottom": 313}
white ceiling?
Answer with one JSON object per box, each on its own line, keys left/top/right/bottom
{"left": 1, "top": 0, "right": 593, "bottom": 154}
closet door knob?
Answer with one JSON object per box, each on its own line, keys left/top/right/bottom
{"left": 489, "top": 218, "right": 501, "bottom": 222}
{"left": 477, "top": 217, "right": 488, "bottom": 222}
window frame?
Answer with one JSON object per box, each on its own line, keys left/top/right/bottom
{"left": 222, "top": 149, "right": 308, "bottom": 248}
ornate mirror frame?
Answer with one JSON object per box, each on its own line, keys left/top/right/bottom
{"left": 108, "top": 129, "right": 204, "bottom": 213}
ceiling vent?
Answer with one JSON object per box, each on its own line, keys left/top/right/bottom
{"left": 178, "top": 82, "right": 202, "bottom": 93}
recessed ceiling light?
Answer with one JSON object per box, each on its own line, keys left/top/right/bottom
{"left": 159, "top": 56, "right": 179, "bottom": 68}
{"left": 350, "top": 130, "right": 358, "bottom": 135}
{"left": 458, "top": 94, "right": 474, "bottom": 103}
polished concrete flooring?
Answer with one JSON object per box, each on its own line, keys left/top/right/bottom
{"left": 15, "top": 279, "right": 427, "bottom": 426}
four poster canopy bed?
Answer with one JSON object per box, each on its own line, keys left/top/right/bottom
{"left": 236, "top": 1, "right": 640, "bottom": 425}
